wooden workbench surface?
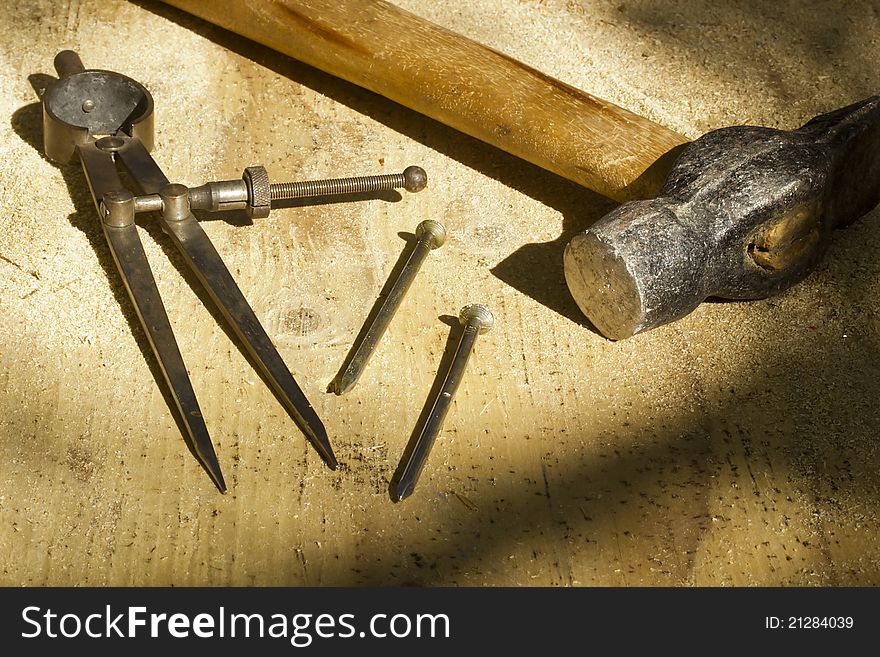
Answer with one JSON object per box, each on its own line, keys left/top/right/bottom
{"left": 0, "top": 0, "right": 878, "bottom": 585}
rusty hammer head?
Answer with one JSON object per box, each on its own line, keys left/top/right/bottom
{"left": 563, "top": 96, "right": 880, "bottom": 340}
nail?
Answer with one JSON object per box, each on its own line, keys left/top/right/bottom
{"left": 330, "top": 220, "right": 446, "bottom": 395}
{"left": 391, "top": 303, "right": 494, "bottom": 501}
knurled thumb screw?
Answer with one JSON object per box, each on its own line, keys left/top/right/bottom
{"left": 215, "top": 165, "right": 427, "bottom": 219}
{"left": 188, "top": 165, "right": 427, "bottom": 220}
{"left": 136, "top": 166, "right": 428, "bottom": 220}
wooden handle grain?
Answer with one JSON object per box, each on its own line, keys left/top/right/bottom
{"left": 162, "top": 0, "right": 689, "bottom": 201}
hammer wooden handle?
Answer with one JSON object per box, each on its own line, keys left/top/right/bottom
{"left": 162, "top": 0, "right": 688, "bottom": 202}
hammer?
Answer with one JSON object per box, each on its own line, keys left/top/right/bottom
{"left": 160, "top": 0, "right": 880, "bottom": 339}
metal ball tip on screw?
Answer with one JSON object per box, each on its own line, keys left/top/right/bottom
{"left": 330, "top": 219, "right": 447, "bottom": 395}
{"left": 391, "top": 303, "right": 494, "bottom": 502}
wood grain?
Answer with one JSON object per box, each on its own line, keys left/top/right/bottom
{"left": 161, "top": 0, "right": 689, "bottom": 202}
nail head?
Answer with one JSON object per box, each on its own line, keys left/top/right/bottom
{"left": 459, "top": 303, "right": 494, "bottom": 332}
{"left": 416, "top": 220, "right": 446, "bottom": 249}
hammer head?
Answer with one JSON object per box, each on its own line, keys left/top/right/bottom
{"left": 564, "top": 96, "right": 880, "bottom": 340}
